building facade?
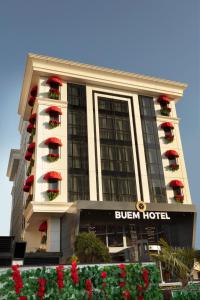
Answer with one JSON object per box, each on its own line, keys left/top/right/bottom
{"left": 7, "top": 53, "right": 196, "bottom": 262}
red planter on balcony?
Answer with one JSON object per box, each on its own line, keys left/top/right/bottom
{"left": 174, "top": 195, "right": 184, "bottom": 203}
{"left": 25, "top": 175, "right": 34, "bottom": 186}
{"left": 28, "top": 96, "right": 36, "bottom": 107}
{"left": 23, "top": 185, "right": 31, "bottom": 192}
{"left": 29, "top": 113, "right": 37, "bottom": 124}
{"left": 30, "top": 86, "right": 38, "bottom": 97}
{"left": 27, "top": 143, "right": 35, "bottom": 153}
{"left": 25, "top": 151, "right": 32, "bottom": 161}
{"left": 39, "top": 221, "right": 48, "bottom": 232}
{"left": 27, "top": 124, "right": 35, "bottom": 133}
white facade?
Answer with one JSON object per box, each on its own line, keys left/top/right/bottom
{"left": 7, "top": 53, "right": 196, "bottom": 258}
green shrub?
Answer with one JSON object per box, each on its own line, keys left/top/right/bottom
{"left": 74, "top": 232, "right": 111, "bottom": 263}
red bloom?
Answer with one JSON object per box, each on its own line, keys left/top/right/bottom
{"left": 101, "top": 271, "right": 107, "bottom": 279}
{"left": 102, "top": 282, "right": 107, "bottom": 288}
{"left": 138, "top": 297, "right": 144, "bottom": 300}
{"left": 11, "top": 265, "right": 23, "bottom": 296}
{"left": 71, "top": 260, "right": 79, "bottom": 285}
{"left": 120, "top": 271, "right": 126, "bottom": 278}
{"left": 123, "top": 290, "right": 131, "bottom": 300}
{"left": 119, "top": 264, "right": 126, "bottom": 269}
{"left": 19, "top": 297, "right": 27, "bottom": 300}
{"left": 142, "top": 268, "right": 149, "bottom": 289}
{"left": 38, "top": 278, "right": 46, "bottom": 299}
{"left": 137, "top": 284, "right": 143, "bottom": 292}
{"left": 119, "top": 282, "right": 126, "bottom": 288}
{"left": 85, "top": 279, "right": 92, "bottom": 300}
{"left": 56, "top": 265, "right": 64, "bottom": 290}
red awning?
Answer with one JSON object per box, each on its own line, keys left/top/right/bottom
{"left": 44, "top": 137, "right": 62, "bottom": 146}
{"left": 170, "top": 180, "right": 184, "bottom": 188}
{"left": 43, "top": 171, "right": 62, "bottom": 181}
{"left": 161, "top": 122, "right": 174, "bottom": 129}
{"left": 25, "top": 151, "right": 32, "bottom": 161}
{"left": 158, "top": 95, "right": 171, "bottom": 103}
{"left": 45, "top": 106, "right": 62, "bottom": 115}
{"left": 23, "top": 185, "right": 31, "bottom": 192}
{"left": 46, "top": 76, "right": 62, "bottom": 86}
{"left": 39, "top": 221, "right": 47, "bottom": 232}
{"left": 30, "top": 85, "right": 38, "bottom": 97}
{"left": 26, "top": 175, "right": 34, "bottom": 186}
{"left": 29, "top": 113, "right": 37, "bottom": 124}
{"left": 165, "top": 150, "right": 179, "bottom": 158}
{"left": 27, "top": 143, "right": 35, "bottom": 153}
{"left": 28, "top": 96, "right": 36, "bottom": 107}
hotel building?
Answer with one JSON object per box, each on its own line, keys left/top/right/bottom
{"left": 7, "top": 54, "right": 196, "bottom": 262}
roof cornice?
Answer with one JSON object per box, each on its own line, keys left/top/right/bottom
{"left": 18, "top": 53, "right": 188, "bottom": 117}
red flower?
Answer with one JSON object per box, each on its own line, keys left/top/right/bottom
{"left": 137, "top": 285, "right": 143, "bottom": 292}
{"left": 19, "top": 297, "right": 27, "bottom": 300}
{"left": 102, "top": 282, "right": 107, "bottom": 288}
{"left": 101, "top": 271, "right": 107, "bottom": 279}
{"left": 56, "top": 265, "right": 64, "bottom": 290}
{"left": 85, "top": 279, "right": 92, "bottom": 300}
{"left": 119, "top": 282, "right": 126, "bottom": 288}
{"left": 120, "top": 271, "right": 126, "bottom": 278}
{"left": 71, "top": 260, "right": 79, "bottom": 285}
{"left": 119, "top": 264, "right": 126, "bottom": 269}
{"left": 38, "top": 278, "right": 46, "bottom": 299}
{"left": 142, "top": 268, "right": 149, "bottom": 289}
{"left": 11, "top": 265, "right": 23, "bottom": 296}
{"left": 123, "top": 290, "right": 131, "bottom": 300}
{"left": 138, "top": 296, "right": 144, "bottom": 300}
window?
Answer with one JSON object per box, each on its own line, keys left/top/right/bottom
{"left": 98, "top": 97, "right": 137, "bottom": 202}
{"left": 139, "top": 96, "right": 167, "bottom": 203}
{"left": 49, "top": 179, "right": 59, "bottom": 191}
{"left": 67, "top": 84, "right": 89, "bottom": 201}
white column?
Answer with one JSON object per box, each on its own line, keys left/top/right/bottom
{"left": 86, "top": 86, "right": 97, "bottom": 201}
{"left": 131, "top": 94, "right": 150, "bottom": 203}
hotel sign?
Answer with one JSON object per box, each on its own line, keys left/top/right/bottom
{"left": 115, "top": 211, "right": 170, "bottom": 220}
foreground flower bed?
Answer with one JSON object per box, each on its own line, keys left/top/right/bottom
{"left": 0, "top": 262, "right": 162, "bottom": 299}
{"left": 172, "top": 283, "right": 200, "bottom": 300}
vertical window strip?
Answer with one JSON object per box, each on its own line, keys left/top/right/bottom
{"left": 139, "top": 96, "right": 167, "bottom": 203}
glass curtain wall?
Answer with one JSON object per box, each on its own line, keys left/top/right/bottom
{"left": 139, "top": 96, "right": 167, "bottom": 203}
{"left": 67, "top": 84, "right": 89, "bottom": 201}
{"left": 98, "top": 98, "right": 137, "bottom": 202}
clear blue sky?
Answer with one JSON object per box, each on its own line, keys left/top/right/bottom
{"left": 0, "top": 0, "right": 199, "bottom": 246}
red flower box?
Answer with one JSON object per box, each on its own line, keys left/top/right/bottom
{"left": 30, "top": 86, "right": 38, "bottom": 97}
{"left": 169, "top": 163, "right": 179, "bottom": 171}
{"left": 160, "top": 106, "right": 171, "bottom": 116}
{"left": 23, "top": 185, "right": 31, "bottom": 192}
{"left": 174, "top": 195, "right": 184, "bottom": 203}
{"left": 28, "top": 96, "right": 36, "bottom": 107}
{"left": 47, "top": 189, "right": 59, "bottom": 201}
{"left": 164, "top": 134, "right": 174, "bottom": 143}
{"left": 49, "top": 120, "right": 61, "bottom": 129}
{"left": 47, "top": 153, "right": 59, "bottom": 162}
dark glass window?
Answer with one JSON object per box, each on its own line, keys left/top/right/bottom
{"left": 67, "top": 84, "right": 89, "bottom": 201}
{"left": 139, "top": 96, "right": 167, "bottom": 203}
{"left": 49, "top": 179, "right": 59, "bottom": 190}
{"left": 49, "top": 145, "right": 59, "bottom": 155}
{"left": 98, "top": 97, "right": 137, "bottom": 202}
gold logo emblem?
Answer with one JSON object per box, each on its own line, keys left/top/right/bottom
{"left": 136, "top": 201, "right": 147, "bottom": 212}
